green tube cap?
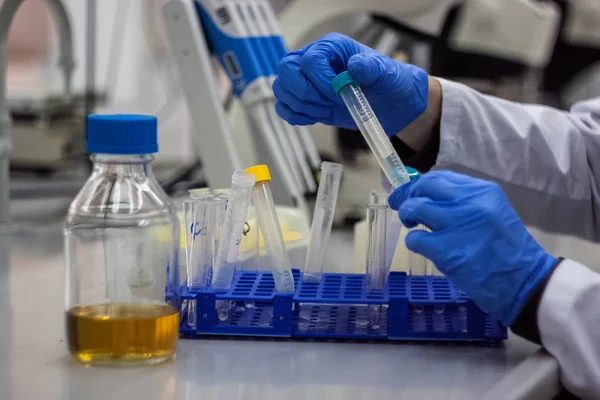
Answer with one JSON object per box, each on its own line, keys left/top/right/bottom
{"left": 406, "top": 166, "right": 420, "bottom": 181}
{"left": 331, "top": 71, "right": 358, "bottom": 95}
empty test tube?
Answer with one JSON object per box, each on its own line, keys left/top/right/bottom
{"left": 366, "top": 204, "right": 388, "bottom": 290}
{"left": 184, "top": 192, "right": 221, "bottom": 328}
{"left": 212, "top": 190, "right": 229, "bottom": 254}
{"left": 244, "top": 165, "right": 295, "bottom": 293}
{"left": 239, "top": 206, "right": 259, "bottom": 309}
{"left": 188, "top": 187, "right": 213, "bottom": 198}
{"left": 213, "top": 172, "right": 255, "bottom": 290}
{"left": 366, "top": 203, "right": 388, "bottom": 329}
{"left": 331, "top": 71, "right": 410, "bottom": 189}
{"left": 403, "top": 168, "right": 442, "bottom": 278}
{"left": 369, "top": 192, "right": 402, "bottom": 278}
{"left": 213, "top": 171, "right": 256, "bottom": 320}
{"left": 303, "top": 162, "right": 344, "bottom": 281}
{"left": 187, "top": 187, "right": 228, "bottom": 261}
{"left": 183, "top": 196, "right": 217, "bottom": 290}
{"left": 238, "top": 206, "right": 259, "bottom": 272}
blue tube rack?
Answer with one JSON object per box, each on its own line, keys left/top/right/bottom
{"left": 179, "top": 270, "right": 507, "bottom": 343}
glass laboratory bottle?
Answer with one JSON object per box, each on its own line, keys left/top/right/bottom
{"left": 64, "top": 115, "right": 180, "bottom": 366}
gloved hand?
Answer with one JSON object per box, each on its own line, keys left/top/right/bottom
{"left": 273, "top": 33, "right": 429, "bottom": 136}
{"left": 388, "top": 171, "right": 558, "bottom": 326}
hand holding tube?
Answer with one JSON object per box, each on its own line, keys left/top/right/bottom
{"left": 388, "top": 171, "right": 558, "bottom": 326}
{"left": 273, "top": 33, "right": 429, "bottom": 136}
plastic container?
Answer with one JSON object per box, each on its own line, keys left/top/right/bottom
{"left": 213, "top": 171, "right": 256, "bottom": 320}
{"left": 331, "top": 71, "right": 410, "bottom": 189}
{"left": 402, "top": 168, "right": 441, "bottom": 278}
{"left": 244, "top": 165, "right": 295, "bottom": 293}
{"left": 179, "top": 270, "right": 507, "bottom": 343}
{"left": 213, "top": 171, "right": 256, "bottom": 290}
{"left": 366, "top": 204, "right": 388, "bottom": 291}
{"left": 183, "top": 195, "right": 219, "bottom": 291}
{"left": 64, "top": 115, "right": 180, "bottom": 366}
{"left": 303, "top": 162, "right": 343, "bottom": 281}
{"left": 369, "top": 192, "right": 402, "bottom": 278}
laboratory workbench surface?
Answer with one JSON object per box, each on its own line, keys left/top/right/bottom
{"left": 0, "top": 221, "right": 563, "bottom": 400}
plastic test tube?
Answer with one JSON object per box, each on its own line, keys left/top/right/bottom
{"left": 331, "top": 71, "right": 411, "bottom": 190}
{"left": 244, "top": 165, "right": 295, "bottom": 293}
{"left": 403, "top": 168, "right": 441, "bottom": 277}
{"left": 238, "top": 206, "right": 259, "bottom": 272}
{"left": 369, "top": 191, "right": 401, "bottom": 277}
{"left": 366, "top": 204, "right": 388, "bottom": 291}
{"left": 213, "top": 178, "right": 254, "bottom": 289}
{"left": 183, "top": 194, "right": 217, "bottom": 290}
{"left": 212, "top": 189, "right": 230, "bottom": 252}
{"left": 213, "top": 171, "right": 256, "bottom": 320}
{"left": 366, "top": 203, "right": 388, "bottom": 329}
{"left": 303, "top": 162, "right": 344, "bottom": 281}
{"left": 183, "top": 193, "right": 220, "bottom": 328}
{"left": 332, "top": 71, "right": 419, "bottom": 278}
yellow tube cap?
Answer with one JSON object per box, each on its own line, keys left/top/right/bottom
{"left": 244, "top": 164, "right": 271, "bottom": 183}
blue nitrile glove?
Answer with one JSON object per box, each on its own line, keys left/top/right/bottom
{"left": 273, "top": 32, "right": 429, "bottom": 136}
{"left": 388, "top": 171, "right": 558, "bottom": 326}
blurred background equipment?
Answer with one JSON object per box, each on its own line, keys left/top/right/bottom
{"left": 1, "top": 2, "right": 599, "bottom": 397}
{"left": 1, "top": 0, "right": 600, "bottom": 272}
{"left": 162, "top": 0, "right": 321, "bottom": 215}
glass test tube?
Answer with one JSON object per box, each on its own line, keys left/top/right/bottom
{"left": 245, "top": 165, "right": 295, "bottom": 293}
{"left": 331, "top": 71, "right": 410, "bottom": 189}
{"left": 366, "top": 203, "right": 387, "bottom": 329}
{"left": 303, "top": 162, "right": 344, "bottom": 282}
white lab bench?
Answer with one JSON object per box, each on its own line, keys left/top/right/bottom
{"left": 0, "top": 221, "right": 563, "bottom": 400}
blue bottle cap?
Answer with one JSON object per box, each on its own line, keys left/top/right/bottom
{"left": 406, "top": 166, "right": 420, "bottom": 181}
{"left": 331, "top": 71, "right": 358, "bottom": 95}
{"left": 86, "top": 114, "right": 158, "bottom": 154}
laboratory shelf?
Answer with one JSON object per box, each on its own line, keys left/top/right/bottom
{"left": 179, "top": 270, "right": 507, "bottom": 343}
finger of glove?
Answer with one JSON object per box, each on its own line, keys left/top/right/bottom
{"left": 388, "top": 180, "right": 416, "bottom": 210}
{"left": 427, "top": 170, "right": 480, "bottom": 186}
{"left": 405, "top": 229, "right": 441, "bottom": 265}
{"left": 275, "top": 101, "right": 319, "bottom": 126}
{"left": 388, "top": 172, "right": 465, "bottom": 208}
{"left": 299, "top": 37, "right": 358, "bottom": 102}
{"left": 347, "top": 53, "right": 395, "bottom": 87}
{"left": 273, "top": 79, "right": 331, "bottom": 119}
{"left": 398, "top": 197, "right": 453, "bottom": 231}
{"left": 276, "top": 54, "right": 337, "bottom": 106}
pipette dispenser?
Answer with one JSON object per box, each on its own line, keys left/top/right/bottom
{"left": 163, "top": 0, "right": 320, "bottom": 215}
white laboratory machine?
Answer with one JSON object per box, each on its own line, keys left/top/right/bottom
{"left": 162, "top": 0, "right": 321, "bottom": 216}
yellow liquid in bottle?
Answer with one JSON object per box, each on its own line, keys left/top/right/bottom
{"left": 66, "top": 303, "right": 179, "bottom": 366}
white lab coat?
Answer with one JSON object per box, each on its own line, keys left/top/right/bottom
{"left": 436, "top": 79, "right": 600, "bottom": 399}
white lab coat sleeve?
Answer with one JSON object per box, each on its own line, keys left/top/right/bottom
{"left": 435, "top": 78, "right": 600, "bottom": 241}
{"left": 538, "top": 260, "right": 600, "bottom": 399}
